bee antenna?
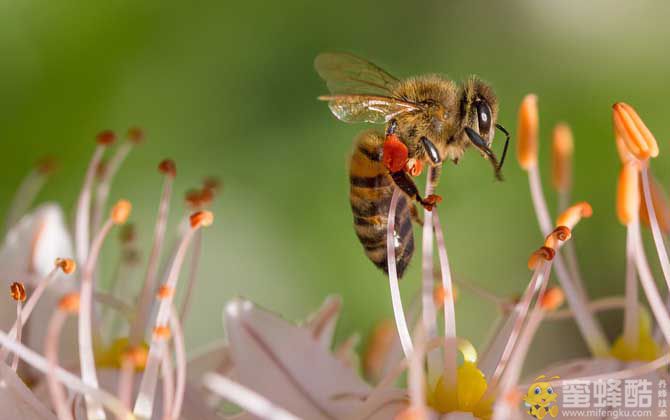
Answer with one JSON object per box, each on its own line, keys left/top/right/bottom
{"left": 495, "top": 123, "right": 510, "bottom": 174}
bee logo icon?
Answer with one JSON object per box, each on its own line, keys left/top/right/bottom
{"left": 524, "top": 375, "right": 560, "bottom": 419}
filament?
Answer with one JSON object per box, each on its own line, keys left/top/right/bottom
{"left": 421, "top": 168, "right": 439, "bottom": 384}
{"left": 75, "top": 145, "right": 106, "bottom": 264}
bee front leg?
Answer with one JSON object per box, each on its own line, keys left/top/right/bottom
{"left": 390, "top": 170, "right": 442, "bottom": 211}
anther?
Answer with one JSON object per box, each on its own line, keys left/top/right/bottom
{"left": 517, "top": 94, "right": 539, "bottom": 170}
{"left": 157, "top": 285, "right": 174, "bottom": 299}
{"left": 551, "top": 123, "right": 573, "bottom": 192}
{"left": 203, "top": 177, "right": 221, "bottom": 194}
{"left": 111, "top": 200, "right": 132, "bottom": 225}
{"left": 185, "top": 189, "right": 202, "bottom": 209}
{"left": 613, "top": 102, "right": 659, "bottom": 160}
{"left": 153, "top": 325, "right": 171, "bottom": 339}
{"left": 190, "top": 210, "right": 214, "bottom": 228}
{"left": 540, "top": 287, "right": 565, "bottom": 311}
{"left": 123, "top": 345, "right": 148, "bottom": 369}
{"left": 10, "top": 282, "right": 26, "bottom": 302}
{"left": 556, "top": 201, "right": 593, "bottom": 230}
{"left": 544, "top": 226, "right": 572, "bottom": 249}
{"left": 528, "top": 246, "right": 556, "bottom": 269}
{"left": 55, "top": 258, "right": 77, "bottom": 274}
{"left": 96, "top": 130, "right": 117, "bottom": 146}
{"left": 127, "top": 127, "right": 145, "bottom": 144}
{"left": 158, "top": 159, "right": 177, "bottom": 178}
{"left": 58, "top": 293, "right": 80, "bottom": 313}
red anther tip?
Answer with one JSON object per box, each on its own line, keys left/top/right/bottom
{"left": 96, "top": 130, "right": 116, "bottom": 146}
{"left": 158, "top": 159, "right": 177, "bottom": 177}
{"left": 127, "top": 127, "right": 144, "bottom": 144}
{"left": 190, "top": 210, "right": 214, "bottom": 228}
{"left": 382, "top": 134, "right": 409, "bottom": 172}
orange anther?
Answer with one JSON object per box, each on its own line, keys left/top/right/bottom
{"left": 96, "top": 130, "right": 116, "bottom": 146}
{"left": 157, "top": 285, "right": 174, "bottom": 299}
{"left": 10, "top": 282, "right": 26, "bottom": 302}
{"left": 544, "top": 226, "right": 572, "bottom": 249}
{"left": 556, "top": 202, "right": 593, "bottom": 230}
{"left": 517, "top": 94, "right": 539, "bottom": 170}
{"left": 190, "top": 210, "right": 214, "bottom": 228}
{"left": 158, "top": 159, "right": 177, "bottom": 177}
{"left": 551, "top": 123, "right": 573, "bottom": 192}
{"left": 528, "top": 246, "right": 556, "bottom": 269}
{"left": 153, "top": 325, "right": 171, "bottom": 339}
{"left": 382, "top": 134, "right": 409, "bottom": 172}
{"left": 111, "top": 200, "right": 132, "bottom": 225}
{"left": 613, "top": 102, "right": 658, "bottom": 160}
{"left": 123, "top": 345, "right": 148, "bottom": 368}
{"left": 55, "top": 258, "right": 77, "bottom": 274}
{"left": 59, "top": 293, "right": 80, "bottom": 313}
{"left": 540, "top": 287, "right": 565, "bottom": 311}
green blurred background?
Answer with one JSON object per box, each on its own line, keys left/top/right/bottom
{"left": 2, "top": 0, "right": 670, "bottom": 371}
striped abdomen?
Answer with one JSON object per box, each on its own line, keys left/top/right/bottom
{"left": 349, "top": 130, "right": 414, "bottom": 278}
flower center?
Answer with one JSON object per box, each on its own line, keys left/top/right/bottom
{"left": 427, "top": 361, "right": 493, "bottom": 420}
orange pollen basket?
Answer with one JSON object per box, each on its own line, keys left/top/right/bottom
{"left": 382, "top": 134, "right": 409, "bottom": 172}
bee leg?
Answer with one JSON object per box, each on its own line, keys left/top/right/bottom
{"left": 390, "top": 170, "right": 442, "bottom": 211}
{"left": 464, "top": 127, "right": 503, "bottom": 181}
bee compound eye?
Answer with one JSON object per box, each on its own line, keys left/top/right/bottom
{"left": 476, "top": 101, "right": 492, "bottom": 137}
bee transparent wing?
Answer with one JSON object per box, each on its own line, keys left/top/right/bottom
{"left": 319, "top": 94, "right": 421, "bottom": 124}
{"left": 315, "top": 52, "right": 399, "bottom": 96}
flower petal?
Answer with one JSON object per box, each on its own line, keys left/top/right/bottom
{"left": 224, "top": 298, "right": 371, "bottom": 420}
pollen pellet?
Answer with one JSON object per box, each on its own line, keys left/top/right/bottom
{"left": 158, "top": 159, "right": 177, "bottom": 177}
{"left": 9, "top": 282, "right": 26, "bottom": 302}
{"left": 153, "top": 325, "right": 171, "bottom": 339}
{"left": 382, "top": 134, "right": 409, "bottom": 172}
{"left": 613, "top": 102, "right": 658, "bottom": 160}
{"left": 55, "top": 258, "right": 77, "bottom": 274}
{"left": 190, "top": 210, "right": 214, "bottom": 228}
{"left": 59, "top": 293, "right": 80, "bottom": 313}
{"left": 617, "top": 162, "right": 640, "bottom": 226}
{"left": 540, "top": 287, "right": 565, "bottom": 311}
{"left": 517, "top": 94, "right": 539, "bottom": 170}
{"left": 96, "top": 130, "right": 117, "bottom": 146}
{"left": 157, "top": 285, "right": 174, "bottom": 299}
{"left": 551, "top": 123, "right": 573, "bottom": 192}
{"left": 111, "top": 200, "right": 132, "bottom": 225}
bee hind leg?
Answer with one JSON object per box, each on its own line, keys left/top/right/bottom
{"left": 410, "top": 204, "right": 423, "bottom": 225}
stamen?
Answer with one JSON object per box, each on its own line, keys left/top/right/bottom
{"left": 386, "top": 188, "right": 413, "bottom": 358}
{"left": 46, "top": 294, "right": 79, "bottom": 420}
{"left": 556, "top": 202, "right": 592, "bottom": 230}
{"left": 539, "top": 286, "right": 565, "bottom": 311}
{"left": 179, "top": 229, "right": 202, "bottom": 323}
{"left": 75, "top": 131, "right": 116, "bottom": 264}
{"left": 91, "top": 129, "right": 143, "bottom": 233}
{"left": 639, "top": 173, "right": 670, "bottom": 233}
{"left": 9, "top": 282, "right": 26, "bottom": 371}
{"left": 0, "top": 263, "right": 74, "bottom": 363}
{"left": 612, "top": 102, "right": 658, "bottom": 160}
{"left": 129, "top": 160, "right": 176, "bottom": 346}
{"left": 616, "top": 135, "right": 635, "bottom": 165}
{"left": 406, "top": 328, "right": 428, "bottom": 420}
{"left": 527, "top": 246, "right": 555, "bottom": 269}
{"left": 551, "top": 123, "right": 573, "bottom": 197}
{"left": 79, "top": 200, "right": 131, "bottom": 420}
{"left": 432, "top": 211, "right": 458, "bottom": 388}
{"left": 203, "top": 373, "right": 302, "bottom": 420}
{"left": 543, "top": 226, "right": 572, "bottom": 249}
{"left": 516, "top": 94, "right": 539, "bottom": 170}
{"left": 630, "top": 218, "right": 670, "bottom": 345}
{"left": 363, "top": 319, "right": 395, "bottom": 382}
{"left": 133, "top": 211, "right": 212, "bottom": 418}
{"left": 160, "top": 345, "right": 175, "bottom": 420}
{"left": 640, "top": 166, "right": 670, "bottom": 299}
{"left": 4, "top": 157, "right": 56, "bottom": 232}
{"left": 421, "top": 168, "right": 439, "bottom": 384}
{"left": 617, "top": 162, "right": 641, "bottom": 226}
{"left": 170, "top": 306, "right": 187, "bottom": 420}
{"left": 0, "top": 319, "right": 134, "bottom": 420}
{"left": 546, "top": 295, "right": 627, "bottom": 320}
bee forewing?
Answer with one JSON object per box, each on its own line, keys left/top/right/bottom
{"left": 314, "top": 52, "right": 399, "bottom": 96}
{"left": 321, "top": 95, "right": 420, "bottom": 124}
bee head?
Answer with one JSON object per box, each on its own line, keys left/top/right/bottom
{"left": 461, "top": 77, "right": 498, "bottom": 146}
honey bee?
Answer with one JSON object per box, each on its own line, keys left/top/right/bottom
{"left": 315, "top": 52, "right": 509, "bottom": 277}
